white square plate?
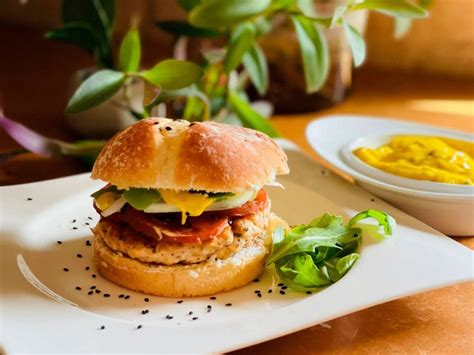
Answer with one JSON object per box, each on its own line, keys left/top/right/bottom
{"left": 1, "top": 140, "right": 472, "bottom": 353}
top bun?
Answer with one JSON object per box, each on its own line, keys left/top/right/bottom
{"left": 91, "top": 118, "right": 289, "bottom": 192}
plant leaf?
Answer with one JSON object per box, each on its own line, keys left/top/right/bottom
{"left": 224, "top": 23, "right": 256, "bottom": 73}
{"left": 228, "top": 91, "right": 279, "bottom": 138}
{"left": 342, "top": 19, "right": 366, "bottom": 66}
{"left": 189, "top": 0, "right": 271, "bottom": 29}
{"left": 352, "top": 0, "right": 427, "bottom": 18}
{"left": 331, "top": 5, "right": 348, "bottom": 27}
{"left": 140, "top": 59, "right": 203, "bottom": 90}
{"left": 45, "top": 22, "right": 98, "bottom": 55}
{"left": 0, "top": 115, "right": 105, "bottom": 165}
{"left": 156, "top": 20, "right": 222, "bottom": 37}
{"left": 291, "top": 15, "right": 329, "bottom": 93}
{"left": 65, "top": 70, "right": 125, "bottom": 113}
{"left": 119, "top": 27, "right": 141, "bottom": 72}
{"left": 242, "top": 43, "right": 269, "bottom": 95}
{"left": 62, "top": 0, "right": 115, "bottom": 34}
{"left": 178, "top": 0, "right": 201, "bottom": 12}
{"left": 62, "top": 0, "right": 115, "bottom": 67}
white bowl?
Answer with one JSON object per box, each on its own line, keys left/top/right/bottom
{"left": 306, "top": 115, "right": 474, "bottom": 236}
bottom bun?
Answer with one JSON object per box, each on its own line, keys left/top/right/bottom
{"left": 93, "top": 216, "right": 283, "bottom": 297}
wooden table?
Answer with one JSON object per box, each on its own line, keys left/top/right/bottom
{"left": 1, "top": 23, "right": 473, "bottom": 354}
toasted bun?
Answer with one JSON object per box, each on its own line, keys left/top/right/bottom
{"left": 91, "top": 118, "right": 289, "bottom": 192}
{"left": 93, "top": 219, "right": 278, "bottom": 297}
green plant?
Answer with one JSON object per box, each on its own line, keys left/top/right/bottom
{"left": 151, "top": 0, "right": 427, "bottom": 137}
{"left": 0, "top": 0, "right": 429, "bottom": 165}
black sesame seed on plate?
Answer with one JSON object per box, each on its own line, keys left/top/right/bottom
{"left": 207, "top": 305, "right": 212, "bottom": 309}
{"left": 141, "top": 310, "right": 146, "bottom": 315}
{"left": 63, "top": 268, "right": 69, "bottom": 272}
{"left": 88, "top": 291, "right": 93, "bottom": 295}
{"left": 85, "top": 222, "right": 90, "bottom": 226}
{"left": 137, "top": 325, "right": 142, "bottom": 329}
{"left": 100, "top": 325, "right": 105, "bottom": 330}
{"left": 75, "top": 286, "right": 81, "bottom": 290}
{"left": 57, "top": 241, "right": 62, "bottom": 244}
{"left": 88, "top": 216, "right": 93, "bottom": 220}
{"left": 76, "top": 253, "right": 82, "bottom": 258}
{"left": 26, "top": 197, "right": 33, "bottom": 201}
{"left": 144, "top": 298, "right": 149, "bottom": 302}
{"left": 177, "top": 300, "right": 183, "bottom": 304}
{"left": 188, "top": 311, "right": 193, "bottom": 315}
{"left": 72, "top": 219, "right": 76, "bottom": 223}
{"left": 280, "top": 291, "right": 286, "bottom": 295}
{"left": 192, "top": 317, "right": 199, "bottom": 320}
{"left": 225, "top": 303, "right": 232, "bottom": 307}
{"left": 72, "top": 227, "right": 78, "bottom": 230}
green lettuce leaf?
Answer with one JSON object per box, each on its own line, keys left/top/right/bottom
{"left": 267, "top": 209, "right": 394, "bottom": 293}
{"left": 123, "top": 188, "right": 161, "bottom": 210}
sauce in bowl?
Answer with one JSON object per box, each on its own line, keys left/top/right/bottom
{"left": 353, "top": 135, "right": 474, "bottom": 185}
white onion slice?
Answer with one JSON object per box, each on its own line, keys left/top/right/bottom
{"left": 101, "top": 197, "right": 127, "bottom": 217}
{"left": 266, "top": 180, "right": 284, "bottom": 188}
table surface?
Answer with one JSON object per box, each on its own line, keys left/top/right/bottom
{"left": 1, "top": 23, "right": 473, "bottom": 354}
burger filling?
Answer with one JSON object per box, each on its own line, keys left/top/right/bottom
{"left": 92, "top": 185, "right": 275, "bottom": 265}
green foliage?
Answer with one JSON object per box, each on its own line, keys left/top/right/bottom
{"left": 228, "top": 91, "right": 279, "bottom": 138}
{"left": 224, "top": 23, "right": 256, "bottom": 73}
{"left": 140, "top": 60, "right": 204, "bottom": 90}
{"left": 47, "top": 0, "right": 116, "bottom": 68}
{"left": 35, "top": 0, "right": 432, "bottom": 165}
{"left": 292, "top": 15, "right": 329, "bottom": 93}
{"left": 156, "top": 20, "right": 222, "bottom": 37}
{"left": 119, "top": 28, "right": 141, "bottom": 72}
{"left": 342, "top": 19, "right": 366, "bottom": 67}
{"left": 66, "top": 70, "right": 125, "bottom": 113}
{"left": 242, "top": 43, "right": 269, "bottom": 95}
{"left": 189, "top": 0, "right": 271, "bottom": 29}
{"left": 123, "top": 188, "right": 162, "bottom": 210}
{"left": 352, "top": 0, "right": 427, "bottom": 18}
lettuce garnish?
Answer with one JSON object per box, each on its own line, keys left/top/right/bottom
{"left": 267, "top": 209, "right": 395, "bottom": 292}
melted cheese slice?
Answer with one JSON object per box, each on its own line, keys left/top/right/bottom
{"left": 159, "top": 190, "right": 217, "bottom": 224}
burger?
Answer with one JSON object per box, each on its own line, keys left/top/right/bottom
{"left": 90, "top": 117, "right": 289, "bottom": 297}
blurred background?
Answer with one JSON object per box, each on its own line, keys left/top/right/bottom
{"left": 0, "top": 0, "right": 473, "bottom": 184}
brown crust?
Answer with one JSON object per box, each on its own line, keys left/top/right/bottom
{"left": 92, "top": 220, "right": 275, "bottom": 297}
{"left": 91, "top": 118, "right": 289, "bottom": 192}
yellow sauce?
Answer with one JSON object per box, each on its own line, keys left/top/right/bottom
{"left": 353, "top": 135, "right": 474, "bottom": 185}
